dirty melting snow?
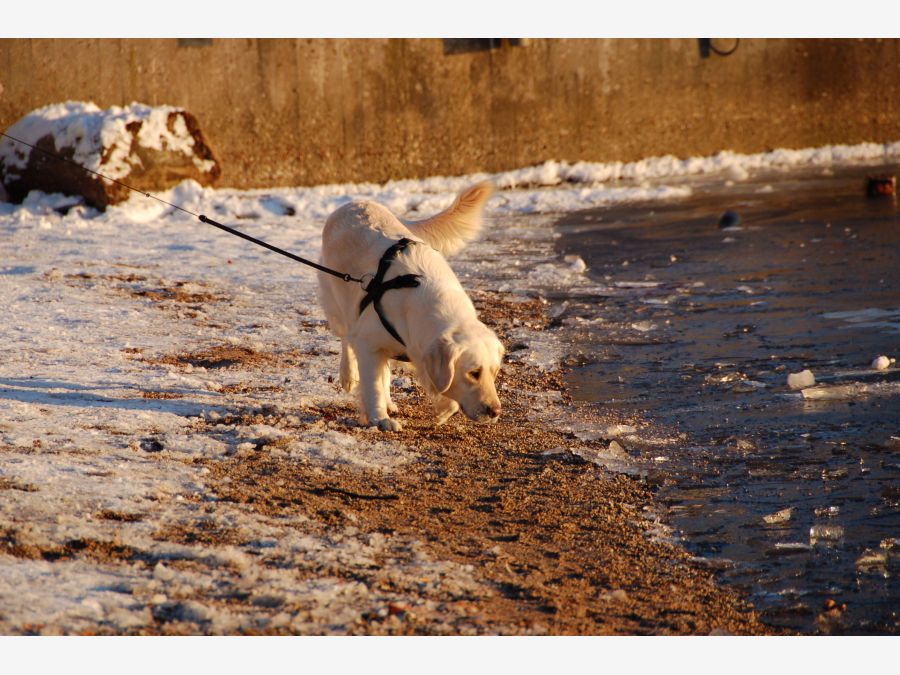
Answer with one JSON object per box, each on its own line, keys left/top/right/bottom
{"left": 2, "top": 139, "right": 896, "bottom": 634}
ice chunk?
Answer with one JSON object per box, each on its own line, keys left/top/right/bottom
{"left": 606, "top": 440, "right": 626, "bottom": 457}
{"left": 787, "top": 369, "right": 816, "bottom": 389}
{"left": 855, "top": 549, "right": 888, "bottom": 570}
{"left": 605, "top": 424, "right": 637, "bottom": 437}
{"left": 871, "top": 355, "right": 893, "bottom": 370}
{"left": 810, "top": 525, "right": 844, "bottom": 545}
{"left": 801, "top": 383, "right": 868, "bottom": 400}
{"left": 564, "top": 255, "right": 587, "bottom": 273}
{"left": 763, "top": 507, "right": 793, "bottom": 524}
{"left": 772, "top": 542, "right": 811, "bottom": 554}
{"left": 732, "top": 380, "right": 767, "bottom": 393}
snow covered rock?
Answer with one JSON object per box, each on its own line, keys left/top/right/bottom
{"left": 0, "top": 101, "right": 220, "bottom": 210}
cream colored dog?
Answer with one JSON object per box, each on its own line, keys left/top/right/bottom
{"left": 318, "top": 182, "right": 503, "bottom": 431}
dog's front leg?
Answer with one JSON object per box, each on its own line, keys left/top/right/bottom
{"left": 432, "top": 394, "right": 459, "bottom": 425}
{"left": 356, "top": 348, "right": 402, "bottom": 432}
{"left": 383, "top": 364, "right": 399, "bottom": 415}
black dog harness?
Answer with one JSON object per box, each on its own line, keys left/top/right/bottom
{"left": 358, "top": 238, "right": 421, "bottom": 350}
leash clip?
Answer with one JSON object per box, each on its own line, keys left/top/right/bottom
{"left": 358, "top": 273, "right": 375, "bottom": 291}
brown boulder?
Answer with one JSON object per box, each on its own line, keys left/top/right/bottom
{"left": 0, "top": 102, "right": 220, "bottom": 210}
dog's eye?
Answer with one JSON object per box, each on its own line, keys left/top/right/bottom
{"left": 468, "top": 368, "right": 482, "bottom": 381}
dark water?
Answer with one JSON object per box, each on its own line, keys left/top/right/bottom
{"left": 556, "top": 165, "right": 900, "bottom": 634}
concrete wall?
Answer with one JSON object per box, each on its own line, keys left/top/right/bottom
{"left": 2, "top": 38, "right": 899, "bottom": 188}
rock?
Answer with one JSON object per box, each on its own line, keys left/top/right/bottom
{"left": 0, "top": 101, "right": 220, "bottom": 210}
{"left": 865, "top": 174, "right": 896, "bottom": 197}
{"left": 718, "top": 209, "right": 741, "bottom": 229}
{"left": 787, "top": 369, "right": 815, "bottom": 390}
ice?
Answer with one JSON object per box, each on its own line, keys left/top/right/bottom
{"left": 809, "top": 525, "right": 844, "bottom": 545}
{"left": 787, "top": 369, "right": 816, "bottom": 390}
{"left": 822, "top": 307, "right": 900, "bottom": 334}
{"left": 732, "top": 380, "right": 767, "bottom": 393}
{"left": 564, "top": 254, "right": 587, "bottom": 273}
{"left": 763, "top": 507, "right": 793, "bottom": 524}
{"left": 855, "top": 549, "right": 888, "bottom": 570}
{"left": 801, "top": 383, "right": 867, "bottom": 400}
{"left": 571, "top": 441, "right": 634, "bottom": 474}
{"left": 871, "top": 355, "right": 893, "bottom": 370}
{"left": 773, "top": 542, "right": 812, "bottom": 554}
{"left": 605, "top": 424, "right": 637, "bottom": 437}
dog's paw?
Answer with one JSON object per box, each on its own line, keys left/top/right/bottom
{"left": 375, "top": 417, "right": 403, "bottom": 432}
{"left": 387, "top": 400, "right": 399, "bottom": 415}
{"left": 434, "top": 399, "right": 459, "bottom": 425}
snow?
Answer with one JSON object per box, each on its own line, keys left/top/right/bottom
{"left": 4, "top": 133, "right": 900, "bottom": 633}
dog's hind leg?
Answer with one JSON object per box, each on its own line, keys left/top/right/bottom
{"left": 339, "top": 340, "right": 359, "bottom": 392}
{"left": 356, "top": 348, "right": 402, "bottom": 432}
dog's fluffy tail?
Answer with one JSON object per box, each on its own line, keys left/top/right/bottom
{"left": 405, "top": 181, "right": 493, "bottom": 257}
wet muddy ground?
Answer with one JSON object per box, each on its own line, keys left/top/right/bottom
{"left": 557, "top": 164, "right": 900, "bottom": 633}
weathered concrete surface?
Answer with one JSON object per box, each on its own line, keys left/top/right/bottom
{"left": 1, "top": 38, "right": 899, "bottom": 188}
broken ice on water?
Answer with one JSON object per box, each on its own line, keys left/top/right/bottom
{"left": 762, "top": 507, "right": 793, "bottom": 525}
{"left": 787, "top": 369, "right": 816, "bottom": 390}
{"left": 810, "top": 525, "right": 845, "bottom": 545}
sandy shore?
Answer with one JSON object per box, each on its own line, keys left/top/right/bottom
{"left": 2, "top": 288, "right": 771, "bottom": 635}
{"left": 196, "top": 291, "right": 773, "bottom": 635}
{"left": 0, "top": 175, "right": 781, "bottom": 635}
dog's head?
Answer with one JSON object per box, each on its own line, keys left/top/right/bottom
{"left": 423, "top": 323, "right": 504, "bottom": 422}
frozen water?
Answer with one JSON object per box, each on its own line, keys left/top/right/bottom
{"left": 871, "top": 355, "right": 892, "bottom": 370}
{"left": 787, "top": 369, "right": 816, "bottom": 390}
{"left": 810, "top": 525, "right": 845, "bottom": 545}
{"left": 762, "top": 508, "right": 793, "bottom": 525}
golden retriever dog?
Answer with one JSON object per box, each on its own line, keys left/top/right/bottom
{"left": 318, "top": 182, "right": 503, "bottom": 431}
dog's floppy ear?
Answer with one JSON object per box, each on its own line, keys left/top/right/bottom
{"left": 424, "top": 334, "right": 461, "bottom": 394}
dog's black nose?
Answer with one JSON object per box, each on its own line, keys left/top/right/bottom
{"left": 486, "top": 403, "right": 501, "bottom": 418}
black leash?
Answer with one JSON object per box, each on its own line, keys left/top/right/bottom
{"left": 0, "top": 131, "right": 362, "bottom": 284}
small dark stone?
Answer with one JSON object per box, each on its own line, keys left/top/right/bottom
{"left": 718, "top": 210, "right": 741, "bottom": 229}
{"left": 865, "top": 174, "right": 896, "bottom": 198}
{"left": 140, "top": 437, "right": 165, "bottom": 453}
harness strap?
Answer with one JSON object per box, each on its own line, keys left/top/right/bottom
{"left": 359, "top": 238, "right": 421, "bottom": 347}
